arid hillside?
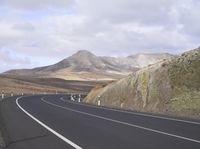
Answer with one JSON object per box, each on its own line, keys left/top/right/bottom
{"left": 85, "top": 47, "right": 200, "bottom": 119}
{"left": 0, "top": 74, "right": 104, "bottom": 97}
{"left": 5, "top": 50, "right": 172, "bottom": 81}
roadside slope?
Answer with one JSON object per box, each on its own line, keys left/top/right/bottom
{"left": 85, "top": 47, "right": 200, "bottom": 119}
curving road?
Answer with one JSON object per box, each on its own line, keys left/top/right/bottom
{"left": 1, "top": 95, "right": 200, "bottom": 149}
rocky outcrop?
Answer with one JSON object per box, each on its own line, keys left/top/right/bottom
{"left": 85, "top": 48, "right": 200, "bottom": 119}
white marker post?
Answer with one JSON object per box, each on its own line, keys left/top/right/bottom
{"left": 120, "top": 103, "right": 124, "bottom": 108}
{"left": 11, "top": 92, "right": 14, "bottom": 97}
{"left": 1, "top": 90, "right": 4, "bottom": 99}
{"left": 71, "top": 94, "right": 74, "bottom": 101}
{"left": 78, "top": 94, "right": 81, "bottom": 102}
{"left": 97, "top": 96, "right": 101, "bottom": 106}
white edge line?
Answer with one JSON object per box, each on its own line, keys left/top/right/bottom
{"left": 60, "top": 97, "right": 200, "bottom": 126}
{"left": 16, "top": 97, "right": 83, "bottom": 149}
{"left": 43, "top": 97, "right": 200, "bottom": 144}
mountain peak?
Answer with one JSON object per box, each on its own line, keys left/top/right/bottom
{"left": 4, "top": 49, "right": 174, "bottom": 79}
{"left": 72, "top": 50, "right": 95, "bottom": 57}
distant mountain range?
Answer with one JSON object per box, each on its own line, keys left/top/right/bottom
{"left": 5, "top": 50, "right": 173, "bottom": 80}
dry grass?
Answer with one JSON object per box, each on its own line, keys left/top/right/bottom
{"left": 0, "top": 74, "right": 106, "bottom": 97}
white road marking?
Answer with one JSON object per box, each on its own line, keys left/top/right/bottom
{"left": 42, "top": 97, "right": 200, "bottom": 144}
{"left": 60, "top": 97, "right": 200, "bottom": 125}
{"left": 16, "top": 97, "right": 83, "bottom": 149}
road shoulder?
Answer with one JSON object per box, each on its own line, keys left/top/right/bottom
{"left": 0, "top": 99, "right": 6, "bottom": 148}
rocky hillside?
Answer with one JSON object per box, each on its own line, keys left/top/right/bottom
{"left": 5, "top": 50, "right": 172, "bottom": 81}
{"left": 128, "top": 53, "right": 173, "bottom": 67}
{"left": 85, "top": 47, "right": 200, "bottom": 119}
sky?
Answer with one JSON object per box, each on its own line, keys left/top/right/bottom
{"left": 0, "top": 0, "right": 200, "bottom": 72}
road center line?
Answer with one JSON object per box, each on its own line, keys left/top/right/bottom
{"left": 16, "top": 97, "right": 83, "bottom": 149}
{"left": 60, "top": 97, "right": 200, "bottom": 126}
{"left": 42, "top": 97, "right": 200, "bottom": 144}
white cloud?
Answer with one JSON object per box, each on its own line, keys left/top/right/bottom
{"left": 0, "top": 0, "right": 75, "bottom": 10}
{"left": 0, "top": 0, "right": 200, "bottom": 71}
{"left": 0, "top": 49, "right": 34, "bottom": 72}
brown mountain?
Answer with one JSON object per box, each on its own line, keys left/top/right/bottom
{"left": 5, "top": 50, "right": 173, "bottom": 80}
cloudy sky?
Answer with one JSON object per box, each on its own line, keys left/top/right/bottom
{"left": 0, "top": 0, "right": 200, "bottom": 72}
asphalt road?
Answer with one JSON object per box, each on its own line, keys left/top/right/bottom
{"left": 1, "top": 95, "right": 200, "bottom": 149}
